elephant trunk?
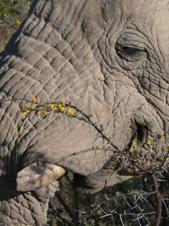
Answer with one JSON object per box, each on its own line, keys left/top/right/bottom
{"left": 0, "top": 1, "right": 114, "bottom": 224}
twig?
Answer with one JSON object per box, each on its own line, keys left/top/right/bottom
{"left": 55, "top": 193, "right": 79, "bottom": 225}
{"left": 152, "top": 174, "right": 162, "bottom": 226}
{"left": 142, "top": 175, "right": 156, "bottom": 209}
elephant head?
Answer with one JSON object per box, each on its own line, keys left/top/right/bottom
{"left": 0, "top": 0, "right": 169, "bottom": 225}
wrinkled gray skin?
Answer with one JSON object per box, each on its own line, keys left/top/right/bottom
{"left": 1, "top": 0, "right": 169, "bottom": 225}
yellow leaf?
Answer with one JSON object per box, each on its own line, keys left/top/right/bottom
{"left": 49, "top": 103, "right": 57, "bottom": 110}
{"left": 128, "top": 137, "right": 139, "bottom": 156}
{"left": 40, "top": 110, "right": 49, "bottom": 118}
{"left": 16, "top": 19, "right": 21, "bottom": 26}
{"left": 66, "top": 107, "right": 77, "bottom": 117}
{"left": 145, "top": 139, "right": 153, "bottom": 145}
{"left": 162, "top": 146, "right": 169, "bottom": 151}
{"left": 21, "top": 111, "right": 29, "bottom": 118}
{"left": 31, "top": 96, "right": 38, "bottom": 104}
{"left": 58, "top": 104, "right": 65, "bottom": 112}
{"left": 60, "top": 100, "right": 66, "bottom": 107}
{"left": 23, "top": 106, "right": 31, "bottom": 113}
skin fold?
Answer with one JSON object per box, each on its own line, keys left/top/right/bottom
{"left": 0, "top": 0, "right": 169, "bottom": 224}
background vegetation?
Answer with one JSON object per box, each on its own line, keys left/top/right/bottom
{"left": 0, "top": 0, "right": 31, "bottom": 50}
{"left": 0, "top": 1, "right": 169, "bottom": 226}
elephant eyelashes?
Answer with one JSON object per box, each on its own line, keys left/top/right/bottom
{"left": 115, "top": 44, "right": 147, "bottom": 62}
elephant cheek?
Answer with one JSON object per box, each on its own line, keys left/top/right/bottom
{"left": 21, "top": 116, "right": 114, "bottom": 176}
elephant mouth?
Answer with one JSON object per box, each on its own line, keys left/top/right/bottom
{"left": 16, "top": 122, "right": 169, "bottom": 192}
{"left": 38, "top": 125, "right": 169, "bottom": 192}
{"left": 118, "top": 125, "right": 169, "bottom": 176}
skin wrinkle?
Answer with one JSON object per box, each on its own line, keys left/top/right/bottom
{"left": 15, "top": 115, "right": 60, "bottom": 154}
{"left": 4, "top": 186, "right": 56, "bottom": 225}
{"left": 127, "top": 23, "right": 163, "bottom": 64}
{"left": 58, "top": 146, "right": 113, "bottom": 171}
{"left": 114, "top": 3, "right": 169, "bottom": 129}
{"left": 154, "top": 33, "right": 165, "bottom": 64}
{"left": 35, "top": 15, "right": 104, "bottom": 82}
{"left": 53, "top": 2, "right": 71, "bottom": 29}
{"left": 50, "top": 62, "right": 100, "bottom": 104}
{"left": 27, "top": 116, "right": 78, "bottom": 151}
{"left": 0, "top": 105, "right": 18, "bottom": 145}
{"left": 52, "top": 1, "right": 84, "bottom": 39}
{"left": 34, "top": 18, "right": 47, "bottom": 38}
{"left": 0, "top": 110, "right": 19, "bottom": 147}
{"left": 15, "top": 111, "right": 98, "bottom": 166}
{"left": 52, "top": 34, "right": 89, "bottom": 75}
{"left": 137, "top": 90, "right": 165, "bottom": 127}
{"left": 4, "top": 117, "right": 17, "bottom": 149}
{"left": 97, "top": 41, "right": 113, "bottom": 70}
{"left": 22, "top": 192, "right": 47, "bottom": 223}
{"left": 140, "top": 100, "right": 164, "bottom": 131}
{"left": 138, "top": 67, "right": 169, "bottom": 117}
{"left": 35, "top": 0, "right": 47, "bottom": 17}
{"left": 59, "top": 1, "right": 86, "bottom": 37}
{"left": 17, "top": 112, "right": 35, "bottom": 140}
{"left": 149, "top": 4, "right": 169, "bottom": 63}
{"left": 22, "top": 27, "right": 99, "bottom": 102}
{"left": 23, "top": 17, "right": 41, "bottom": 39}
{"left": 0, "top": 197, "right": 37, "bottom": 224}
{"left": 9, "top": 75, "right": 38, "bottom": 101}
{"left": 39, "top": 23, "right": 53, "bottom": 43}
{"left": 63, "top": 1, "right": 86, "bottom": 40}
{"left": 1, "top": 56, "right": 50, "bottom": 101}
{"left": 10, "top": 115, "right": 37, "bottom": 169}
{"left": 97, "top": 18, "right": 119, "bottom": 67}
{"left": 119, "top": 23, "right": 165, "bottom": 137}
{"left": 0, "top": 70, "right": 18, "bottom": 91}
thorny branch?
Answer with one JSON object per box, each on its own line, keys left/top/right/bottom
{"left": 150, "top": 173, "right": 169, "bottom": 226}
{"left": 50, "top": 171, "right": 169, "bottom": 226}
{"left": 7, "top": 96, "right": 169, "bottom": 225}
{"left": 152, "top": 174, "right": 162, "bottom": 226}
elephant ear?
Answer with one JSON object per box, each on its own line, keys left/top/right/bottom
{"left": 16, "top": 163, "right": 65, "bottom": 192}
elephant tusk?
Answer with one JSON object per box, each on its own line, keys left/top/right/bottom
{"left": 38, "top": 164, "right": 65, "bottom": 187}
{"left": 17, "top": 163, "right": 65, "bottom": 192}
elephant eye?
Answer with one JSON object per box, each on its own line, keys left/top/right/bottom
{"left": 115, "top": 44, "right": 146, "bottom": 62}
{"left": 120, "top": 46, "right": 139, "bottom": 56}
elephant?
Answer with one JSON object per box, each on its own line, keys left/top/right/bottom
{"left": 1, "top": 0, "right": 169, "bottom": 225}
